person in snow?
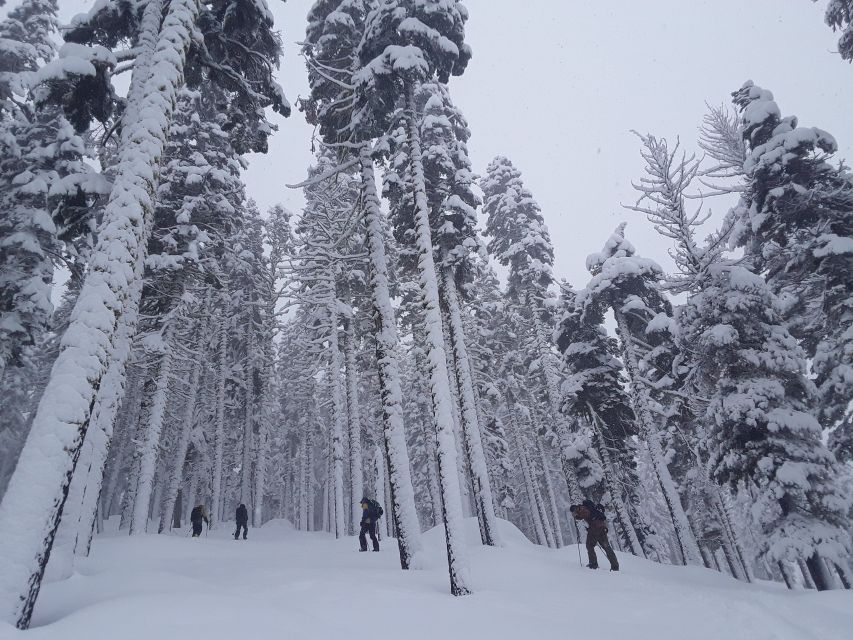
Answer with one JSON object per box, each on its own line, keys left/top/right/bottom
{"left": 190, "top": 504, "right": 209, "bottom": 537}
{"left": 571, "top": 500, "right": 619, "bottom": 571}
{"left": 359, "top": 497, "right": 383, "bottom": 552}
{"left": 235, "top": 503, "right": 249, "bottom": 540}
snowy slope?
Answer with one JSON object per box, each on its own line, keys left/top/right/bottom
{"left": 3, "top": 518, "right": 851, "bottom": 640}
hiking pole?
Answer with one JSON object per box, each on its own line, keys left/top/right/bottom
{"left": 573, "top": 519, "right": 583, "bottom": 567}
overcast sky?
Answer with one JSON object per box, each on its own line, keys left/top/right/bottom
{"left": 51, "top": 0, "right": 853, "bottom": 289}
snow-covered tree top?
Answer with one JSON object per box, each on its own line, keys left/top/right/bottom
{"left": 481, "top": 155, "right": 555, "bottom": 306}
{"left": 357, "top": 0, "right": 472, "bottom": 92}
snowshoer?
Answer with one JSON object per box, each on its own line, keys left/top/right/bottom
{"left": 359, "top": 497, "right": 383, "bottom": 552}
{"left": 570, "top": 500, "right": 619, "bottom": 571}
{"left": 235, "top": 504, "right": 249, "bottom": 540}
{"left": 190, "top": 504, "right": 209, "bottom": 538}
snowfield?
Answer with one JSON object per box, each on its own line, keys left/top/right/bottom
{"left": 3, "top": 518, "right": 851, "bottom": 640}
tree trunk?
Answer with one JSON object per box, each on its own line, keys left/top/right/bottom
{"left": 612, "top": 308, "right": 703, "bottom": 566}
{"left": 158, "top": 361, "right": 200, "bottom": 533}
{"left": 535, "top": 433, "right": 564, "bottom": 547}
{"left": 442, "top": 270, "right": 501, "bottom": 546}
{"left": 712, "top": 483, "right": 753, "bottom": 582}
{"left": 404, "top": 87, "right": 471, "bottom": 595}
{"left": 131, "top": 329, "right": 174, "bottom": 534}
{"left": 806, "top": 552, "right": 838, "bottom": 591}
{"left": 343, "top": 315, "right": 364, "bottom": 535}
{"left": 359, "top": 144, "right": 423, "bottom": 568}
{"left": 589, "top": 415, "right": 644, "bottom": 557}
{"left": 508, "top": 411, "right": 548, "bottom": 545}
{"left": 0, "top": 0, "right": 200, "bottom": 626}
{"left": 328, "top": 284, "right": 347, "bottom": 539}
{"left": 211, "top": 294, "right": 228, "bottom": 527}
{"left": 240, "top": 310, "right": 255, "bottom": 510}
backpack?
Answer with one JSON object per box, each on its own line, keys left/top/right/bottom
{"left": 582, "top": 499, "right": 606, "bottom": 522}
{"left": 191, "top": 506, "right": 202, "bottom": 522}
{"left": 367, "top": 499, "right": 383, "bottom": 521}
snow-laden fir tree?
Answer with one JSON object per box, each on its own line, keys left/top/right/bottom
{"left": 302, "top": 0, "right": 425, "bottom": 570}
{"left": 0, "top": 0, "right": 107, "bottom": 498}
{"left": 731, "top": 81, "right": 853, "bottom": 464}
{"left": 480, "top": 155, "right": 599, "bottom": 508}
{"left": 356, "top": 0, "right": 474, "bottom": 595}
{"left": 385, "top": 80, "right": 500, "bottom": 546}
{"left": 557, "top": 288, "right": 657, "bottom": 559}
{"left": 579, "top": 223, "right": 703, "bottom": 566}
{"left": 0, "top": 0, "right": 288, "bottom": 626}
{"left": 626, "top": 131, "right": 755, "bottom": 578}
{"left": 819, "top": 0, "right": 853, "bottom": 61}
{"left": 680, "top": 259, "right": 852, "bottom": 590}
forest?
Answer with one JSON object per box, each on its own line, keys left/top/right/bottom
{"left": 0, "top": 0, "right": 851, "bottom": 633}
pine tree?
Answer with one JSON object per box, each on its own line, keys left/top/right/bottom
{"left": 0, "top": 0, "right": 287, "bottom": 625}
{"left": 681, "top": 261, "right": 852, "bottom": 590}
{"left": 0, "top": 0, "right": 107, "bottom": 498}
{"left": 386, "top": 80, "right": 500, "bottom": 546}
{"left": 357, "top": 0, "right": 474, "bottom": 595}
{"left": 303, "top": 0, "right": 425, "bottom": 569}
{"left": 557, "top": 291, "right": 651, "bottom": 557}
{"left": 481, "top": 156, "right": 598, "bottom": 507}
{"left": 731, "top": 81, "right": 853, "bottom": 464}
{"left": 821, "top": 0, "right": 853, "bottom": 61}
{"left": 580, "top": 223, "right": 702, "bottom": 565}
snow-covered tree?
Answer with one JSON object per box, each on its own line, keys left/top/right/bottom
{"left": 681, "top": 261, "right": 852, "bottom": 590}
{"left": 818, "top": 0, "right": 853, "bottom": 61}
{"left": 357, "top": 0, "right": 474, "bottom": 595}
{"left": 731, "top": 81, "right": 853, "bottom": 464}
{"left": 303, "top": 0, "right": 425, "bottom": 570}
{"left": 0, "top": 0, "right": 288, "bottom": 625}
{"left": 579, "top": 224, "right": 703, "bottom": 566}
{"left": 481, "top": 155, "right": 598, "bottom": 508}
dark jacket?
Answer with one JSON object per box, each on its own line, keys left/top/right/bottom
{"left": 236, "top": 504, "right": 249, "bottom": 525}
{"left": 191, "top": 505, "right": 209, "bottom": 525}
{"left": 572, "top": 505, "right": 607, "bottom": 529}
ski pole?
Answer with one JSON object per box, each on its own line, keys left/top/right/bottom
{"left": 573, "top": 519, "right": 582, "bottom": 567}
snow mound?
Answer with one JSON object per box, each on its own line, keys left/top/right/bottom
{"left": 5, "top": 520, "right": 851, "bottom": 640}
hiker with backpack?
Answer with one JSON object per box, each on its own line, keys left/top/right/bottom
{"left": 359, "top": 497, "right": 383, "bottom": 552}
{"left": 570, "top": 499, "right": 619, "bottom": 571}
{"left": 235, "top": 503, "right": 249, "bottom": 540}
{"left": 190, "top": 504, "right": 209, "bottom": 538}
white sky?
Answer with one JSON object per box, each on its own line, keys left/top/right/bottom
{"left": 50, "top": 0, "right": 853, "bottom": 289}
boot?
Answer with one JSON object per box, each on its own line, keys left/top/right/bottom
{"left": 586, "top": 563, "right": 598, "bottom": 570}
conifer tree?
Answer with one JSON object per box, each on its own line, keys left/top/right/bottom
{"left": 731, "top": 81, "right": 853, "bottom": 464}
{"left": 0, "top": 0, "right": 287, "bottom": 625}
{"left": 481, "top": 156, "right": 598, "bottom": 506}
{"left": 681, "top": 261, "right": 852, "bottom": 590}
{"left": 357, "top": 0, "right": 474, "bottom": 594}
{"left": 303, "top": 0, "right": 425, "bottom": 569}
{"left": 580, "top": 224, "right": 703, "bottom": 565}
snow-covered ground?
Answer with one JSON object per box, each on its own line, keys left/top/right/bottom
{"left": 3, "top": 518, "right": 851, "bottom": 640}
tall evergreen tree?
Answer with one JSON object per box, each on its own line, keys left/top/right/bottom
{"left": 0, "top": 0, "right": 287, "bottom": 625}
{"left": 681, "top": 261, "right": 852, "bottom": 590}
{"left": 303, "top": 0, "right": 426, "bottom": 570}
{"left": 731, "top": 81, "right": 853, "bottom": 463}
{"left": 580, "top": 224, "right": 702, "bottom": 565}
{"left": 357, "top": 0, "right": 474, "bottom": 595}
{"left": 481, "top": 156, "right": 598, "bottom": 507}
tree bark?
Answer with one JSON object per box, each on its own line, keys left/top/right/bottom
{"left": 359, "top": 144, "right": 423, "bottom": 568}
{"left": 342, "top": 315, "right": 364, "bottom": 535}
{"left": 0, "top": 0, "right": 199, "bottom": 623}
{"left": 612, "top": 308, "right": 703, "bottom": 566}
{"left": 404, "top": 87, "right": 471, "bottom": 595}
{"left": 442, "top": 270, "right": 501, "bottom": 546}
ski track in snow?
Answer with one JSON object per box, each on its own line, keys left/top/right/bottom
{"left": 3, "top": 518, "right": 851, "bottom": 640}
